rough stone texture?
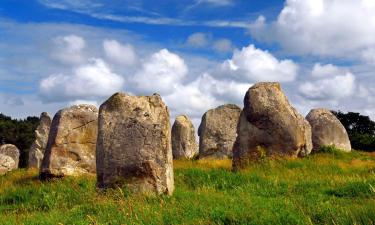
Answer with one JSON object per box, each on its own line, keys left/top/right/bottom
{"left": 0, "top": 154, "right": 16, "bottom": 175}
{"left": 233, "top": 82, "right": 313, "bottom": 170}
{"left": 198, "top": 104, "right": 241, "bottom": 159}
{"left": 96, "top": 93, "right": 174, "bottom": 195}
{"left": 0, "top": 144, "right": 20, "bottom": 168}
{"left": 306, "top": 108, "right": 351, "bottom": 152}
{"left": 28, "top": 112, "right": 52, "bottom": 168}
{"left": 40, "top": 104, "right": 98, "bottom": 178}
{"left": 172, "top": 115, "right": 198, "bottom": 159}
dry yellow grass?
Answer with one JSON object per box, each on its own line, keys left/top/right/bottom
{"left": 173, "top": 158, "right": 232, "bottom": 170}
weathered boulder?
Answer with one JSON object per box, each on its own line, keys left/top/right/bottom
{"left": 306, "top": 108, "right": 351, "bottom": 152}
{"left": 172, "top": 115, "right": 198, "bottom": 159}
{"left": 0, "top": 154, "right": 16, "bottom": 175}
{"left": 233, "top": 82, "right": 312, "bottom": 170}
{"left": 40, "top": 104, "right": 98, "bottom": 178}
{"left": 96, "top": 93, "right": 174, "bottom": 195}
{"left": 198, "top": 104, "right": 241, "bottom": 158}
{"left": 28, "top": 112, "right": 51, "bottom": 168}
{"left": 0, "top": 144, "right": 20, "bottom": 167}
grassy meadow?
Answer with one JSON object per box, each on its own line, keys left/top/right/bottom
{"left": 0, "top": 149, "right": 374, "bottom": 225}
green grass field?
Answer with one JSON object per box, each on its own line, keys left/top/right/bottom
{"left": 0, "top": 150, "right": 374, "bottom": 225}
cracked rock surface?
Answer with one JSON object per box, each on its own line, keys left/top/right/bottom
{"left": 306, "top": 108, "right": 351, "bottom": 152}
{"left": 29, "top": 112, "right": 51, "bottom": 168}
{"left": 233, "top": 82, "right": 312, "bottom": 170}
{"left": 198, "top": 104, "right": 241, "bottom": 159}
{"left": 96, "top": 93, "right": 174, "bottom": 195}
{"left": 172, "top": 115, "right": 198, "bottom": 159}
{"left": 0, "top": 144, "right": 20, "bottom": 168}
{"left": 40, "top": 104, "right": 98, "bottom": 178}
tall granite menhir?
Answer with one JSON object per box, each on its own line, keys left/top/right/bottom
{"left": 233, "top": 82, "right": 312, "bottom": 170}
{"left": 96, "top": 93, "right": 174, "bottom": 195}
{"left": 198, "top": 104, "right": 241, "bottom": 158}
{"left": 40, "top": 105, "right": 98, "bottom": 178}
{"left": 29, "top": 112, "right": 51, "bottom": 168}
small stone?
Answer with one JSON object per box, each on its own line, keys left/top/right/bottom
{"left": 306, "top": 108, "right": 351, "bottom": 152}
{"left": 0, "top": 144, "right": 20, "bottom": 168}
{"left": 0, "top": 154, "right": 16, "bottom": 175}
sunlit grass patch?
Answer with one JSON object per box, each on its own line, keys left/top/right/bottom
{"left": 0, "top": 151, "right": 374, "bottom": 224}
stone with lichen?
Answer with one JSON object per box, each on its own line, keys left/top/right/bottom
{"left": 233, "top": 82, "right": 312, "bottom": 170}
{"left": 40, "top": 104, "right": 98, "bottom": 178}
{"left": 28, "top": 112, "right": 51, "bottom": 168}
{"left": 96, "top": 93, "right": 174, "bottom": 195}
{"left": 172, "top": 115, "right": 198, "bottom": 159}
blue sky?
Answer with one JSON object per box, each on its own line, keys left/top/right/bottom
{"left": 0, "top": 0, "right": 281, "bottom": 49}
{"left": 1, "top": 0, "right": 375, "bottom": 126}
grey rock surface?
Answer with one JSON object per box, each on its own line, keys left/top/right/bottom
{"left": 0, "top": 144, "right": 20, "bottom": 168}
{"left": 96, "top": 93, "right": 174, "bottom": 195}
{"left": 306, "top": 108, "right": 351, "bottom": 152}
{"left": 233, "top": 82, "right": 312, "bottom": 170}
{"left": 0, "top": 154, "right": 16, "bottom": 175}
{"left": 198, "top": 104, "right": 241, "bottom": 159}
{"left": 172, "top": 115, "right": 198, "bottom": 159}
{"left": 28, "top": 112, "right": 51, "bottom": 168}
{"left": 40, "top": 104, "right": 98, "bottom": 178}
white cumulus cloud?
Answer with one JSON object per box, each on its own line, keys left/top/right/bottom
{"left": 250, "top": 0, "right": 375, "bottom": 61}
{"left": 132, "top": 49, "right": 188, "bottom": 95}
{"left": 103, "top": 39, "right": 137, "bottom": 65}
{"left": 220, "top": 44, "right": 298, "bottom": 82}
{"left": 40, "top": 58, "right": 124, "bottom": 102}
{"left": 51, "top": 35, "right": 86, "bottom": 64}
{"left": 198, "top": 73, "right": 249, "bottom": 104}
{"left": 311, "top": 63, "right": 341, "bottom": 78}
{"left": 299, "top": 64, "right": 356, "bottom": 101}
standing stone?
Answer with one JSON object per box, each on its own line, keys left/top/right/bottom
{"left": 172, "top": 115, "right": 198, "bottom": 159}
{"left": 0, "top": 144, "right": 20, "bottom": 167}
{"left": 306, "top": 108, "right": 351, "bottom": 152}
{"left": 28, "top": 112, "right": 51, "bottom": 168}
{"left": 233, "top": 82, "right": 312, "bottom": 170}
{"left": 198, "top": 104, "right": 241, "bottom": 159}
{"left": 96, "top": 93, "right": 174, "bottom": 195}
{"left": 40, "top": 104, "right": 98, "bottom": 178}
{"left": 0, "top": 154, "right": 16, "bottom": 175}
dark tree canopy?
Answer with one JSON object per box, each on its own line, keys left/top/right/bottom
{"left": 332, "top": 111, "right": 375, "bottom": 152}
{"left": 0, "top": 113, "right": 40, "bottom": 167}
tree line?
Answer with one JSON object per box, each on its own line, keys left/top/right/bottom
{"left": 0, "top": 110, "right": 374, "bottom": 168}
{"left": 0, "top": 113, "right": 39, "bottom": 167}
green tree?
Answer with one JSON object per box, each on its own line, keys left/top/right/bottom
{"left": 332, "top": 111, "right": 375, "bottom": 151}
{"left": 0, "top": 113, "right": 40, "bottom": 167}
